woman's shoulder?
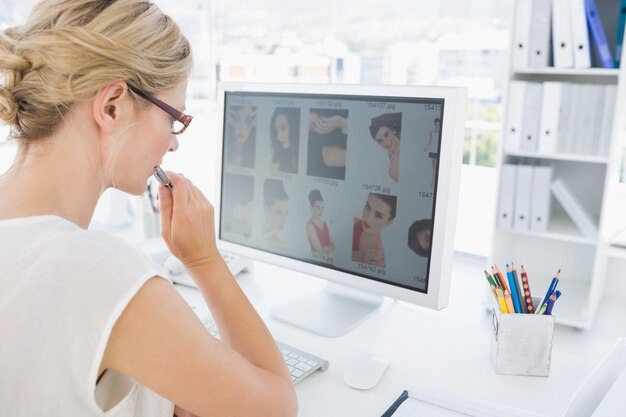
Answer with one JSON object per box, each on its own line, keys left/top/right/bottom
{"left": 44, "top": 224, "right": 160, "bottom": 280}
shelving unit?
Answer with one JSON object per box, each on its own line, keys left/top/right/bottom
{"left": 492, "top": 0, "right": 626, "bottom": 329}
{"left": 505, "top": 151, "right": 608, "bottom": 164}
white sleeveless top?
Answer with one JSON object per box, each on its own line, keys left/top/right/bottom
{"left": 0, "top": 215, "right": 173, "bottom": 417}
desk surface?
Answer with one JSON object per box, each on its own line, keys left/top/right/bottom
{"left": 175, "top": 261, "right": 594, "bottom": 417}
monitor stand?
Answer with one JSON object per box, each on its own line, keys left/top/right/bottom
{"left": 270, "top": 282, "right": 384, "bottom": 337}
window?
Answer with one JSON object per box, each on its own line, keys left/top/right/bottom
{"left": 1, "top": 0, "right": 512, "bottom": 255}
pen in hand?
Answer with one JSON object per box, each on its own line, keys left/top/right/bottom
{"left": 154, "top": 166, "right": 172, "bottom": 191}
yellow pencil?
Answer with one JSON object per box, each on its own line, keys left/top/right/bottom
{"left": 496, "top": 288, "right": 508, "bottom": 313}
{"left": 504, "top": 289, "right": 515, "bottom": 314}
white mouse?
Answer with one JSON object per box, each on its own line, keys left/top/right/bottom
{"left": 343, "top": 353, "right": 391, "bottom": 390}
{"left": 164, "top": 255, "right": 185, "bottom": 276}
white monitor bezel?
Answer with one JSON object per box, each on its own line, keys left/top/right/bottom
{"left": 214, "top": 82, "right": 466, "bottom": 310}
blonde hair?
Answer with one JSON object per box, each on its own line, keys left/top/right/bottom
{"left": 0, "top": 0, "right": 193, "bottom": 142}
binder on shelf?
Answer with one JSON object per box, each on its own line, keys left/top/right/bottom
{"left": 512, "top": 0, "right": 533, "bottom": 69}
{"left": 504, "top": 81, "right": 526, "bottom": 153}
{"left": 585, "top": 0, "right": 615, "bottom": 68}
{"left": 528, "top": 0, "right": 552, "bottom": 68}
{"left": 585, "top": 84, "right": 602, "bottom": 156}
{"left": 530, "top": 166, "right": 553, "bottom": 232}
{"left": 616, "top": 0, "right": 626, "bottom": 67}
{"left": 557, "top": 83, "right": 573, "bottom": 153}
{"left": 513, "top": 165, "right": 534, "bottom": 231}
{"left": 498, "top": 164, "right": 517, "bottom": 230}
{"left": 563, "top": 84, "right": 583, "bottom": 154}
{"left": 521, "top": 82, "right": 542, "bottom": 153}
{"left": 599, "top": 85, "right": 616, "bottom": 157}
{"left": 551, "top": 178, "right": 598, "bottom": 238}
{"left": 571, "top": 0, "right": 592, "bottom": 68}
{"left": 575, "top": 84, "right": 594, "bottom": 155}
{"left": 552, "top": 0, "right": 575, "bottom": 68}
{"left": 538, "top": 82, "right": 563, "bottom": 155}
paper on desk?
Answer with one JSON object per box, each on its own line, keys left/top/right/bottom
{"left": 591, "top": 367, "right": 626, "bottom": 416}
{"left": 392, "top": 386, "right": 544, "bottom": 417}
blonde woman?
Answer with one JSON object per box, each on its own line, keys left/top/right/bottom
{"left": 0, "top": 1, "right": 296, "bottom": 417}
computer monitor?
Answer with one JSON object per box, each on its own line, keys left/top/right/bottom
{"left": 215, "top": 82, "right": 467, "bottom": 337}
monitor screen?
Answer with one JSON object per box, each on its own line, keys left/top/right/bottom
{"left": 215, "top": 83, "right": 466, "bottom": 324}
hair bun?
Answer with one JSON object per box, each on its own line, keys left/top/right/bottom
{"left": 3, "top": 53, "right": 32, "bottom": 73}
{"left": 0, "top": 87, "right": 17, "bottom": 125}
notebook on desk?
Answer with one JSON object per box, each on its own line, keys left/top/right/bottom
{"left": 382, "top": 386, "right": 542, "bottom": 417}
{"left": 564, "top": 337, "right": 626, "bottom": 417}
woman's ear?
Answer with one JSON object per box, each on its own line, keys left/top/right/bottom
{"left": 92, "top": 82, "right": 131, "bottom": 134}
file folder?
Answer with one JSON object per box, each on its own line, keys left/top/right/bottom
{"left": 585, "top": 0, "right": 614, "bottom": 68}
{"left": 521, "top": 82, "right": 542, "bottom": 153}
{"left": 538, "top": 82, "right": 563, "bottom": 155}
{"left": 558, "top": 83, "right": 572, "bottom": 153}
{"left": 616, "top": 0, "right": 626, "bottom": 67}
{"left": 529, "top": 0, "right": 552, "bottom": 68}
{"left": 512, "top": 0, "right": 533, "bottom": 69}
{"left": 551, "top": 178, "right": 598, "bottom": 238}
{"left": 599, "top": 85, "right": 616, "bottom": 156}
{"left": 530, "top": 166, "right": 553, "bottom": 232}
{"left": 504, "top": 81, "right": 526, "bottom": 153}
{"left": 552, "top": 0, "right": 575, "bottom": 68}
{"left": 498, "top": 164, "right": 517, "bottom": 230}
{"left": 563, "top": 84, "right": 583, "bottom": 154}
{"left": 585, "top": 84, "right": 613, "bottom": 155}
{"left": 571, "top": 0, "right": 592, "bottom": 68}
{"left": 513, "top": 165, "right": 534, "bottom": 231}
{"left": 584, "top": 85, "right": 602, "bottom": 156}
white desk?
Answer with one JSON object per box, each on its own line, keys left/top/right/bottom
{"left": 175, "top": 261, "right": 596, "bottom": 417}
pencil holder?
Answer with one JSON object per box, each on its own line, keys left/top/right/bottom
{"left": 490, "top": 298, "right": 555, "bottom": 377}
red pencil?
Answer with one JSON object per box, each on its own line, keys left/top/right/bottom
{"left": 520, "top": 264, "right": 534, "bottom": 313}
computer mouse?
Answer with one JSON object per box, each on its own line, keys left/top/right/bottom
{"left": 164, "top": 255, "right": 185, "bottom": 276}
{"left": 343, "top": 353, "right": 391, "bottom": 390}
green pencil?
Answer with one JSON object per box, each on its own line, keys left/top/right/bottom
{"left": 483, "top": 270, "right": 498, "bottom": 289}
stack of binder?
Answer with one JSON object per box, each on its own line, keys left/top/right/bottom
{"left": 498, "top": 164, "right": 599, "bottom": 238}
{"left": 498, "top": 164, "right": 553, "bottom": 233}
{"left": 513, "top": 0, "right": 625, "bottom": 69}
{"left": 504, "top": 81, "right": 615, "bottom": 156}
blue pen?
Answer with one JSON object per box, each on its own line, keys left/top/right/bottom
{"left": 506, "top": 264, "right": 522, "bottom": 313}
{"left": 540, "top": 269, "right": 560, "bottom": 308}
{"left": 545, "top": 292, "right": 558, "bottom": 315}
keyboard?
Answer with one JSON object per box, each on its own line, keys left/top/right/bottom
{"left": 201, "top": 316, "right": 329, "bottom": 384}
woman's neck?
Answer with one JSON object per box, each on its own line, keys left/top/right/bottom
{"left": 0, "top": 135, "right": 104, "bottom": 228}
{"left": 310, "top": 216, "right": 323, "bottom": 226}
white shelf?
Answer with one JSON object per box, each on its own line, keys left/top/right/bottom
{"left": 505, "top": 151, "right": 609, "bottom": 164}
{"left": 499, "top": 215, "right": 598, "bottom": 246}
{"left": 514, "top": 68, "right": 619, "bottom": 78}
{"left": 608, "top": 246, "right": 626, "bottom": 260}
{"left": 495, "top": 0, "right": 621, "bottom": 329}
{"left": 549, "top": 279, "right": 592, "bottom": 329}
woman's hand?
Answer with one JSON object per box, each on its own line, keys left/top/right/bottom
{"left": 310, "top": 115, "right": 346, "bottom": 134}
{"left": 174, "top": 405, "right": 198, "bottom": 417}
{"left": 158, "top": 172, "right": 220, "bottom": 269}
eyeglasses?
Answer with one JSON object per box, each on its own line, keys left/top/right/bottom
{"left": 128, "top": 85, "right": 193, "bottom": 135}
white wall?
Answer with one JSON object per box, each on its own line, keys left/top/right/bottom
{"left": 453, "top": 164, "right": 497, "bottom": 256}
